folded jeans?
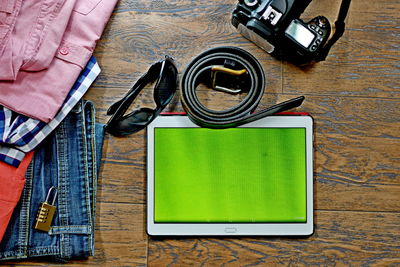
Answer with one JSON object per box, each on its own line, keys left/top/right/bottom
{"left": 0, "top": 99, "right": 104, "bottom": 261}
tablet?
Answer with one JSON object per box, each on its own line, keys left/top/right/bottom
{"left": 147, "top": 115, "right": 314, "bottom": 236}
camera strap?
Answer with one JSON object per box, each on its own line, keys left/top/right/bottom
{"left": 180, "top": 46, "right": 305, "bottom": 128}
{"left": 317, "top": 0, "right": 352, "bottom": 61}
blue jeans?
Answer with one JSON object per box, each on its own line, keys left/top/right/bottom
{"left": 0, "top": 100, "right": 104, "bottom": 261}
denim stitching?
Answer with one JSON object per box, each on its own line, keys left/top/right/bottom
{"left": 89, "top": 104, "right": 97, "bottom": 255}
{"left": 19, "top": 158, "right": 34, "bottom": 258}
{"left": 55, "top": 118, "right": 71, "bottom": 259}
{"left": 79, "top": 100, "right": 91, "bottom": 257}
{"left": 84, "top": 101, "right": 96, "bottom": 254}
{"left": 81, "top": 101, "right": 91, "bottom": 248}
{"left": 49, "top": 225, "right": 92, "bottom": 235}
{"left": 25, "top": 246, "right": 60, "bottom": 256}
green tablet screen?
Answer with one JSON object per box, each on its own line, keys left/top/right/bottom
{"left": 154, "top": 127, "right": 307, "bottom": 223}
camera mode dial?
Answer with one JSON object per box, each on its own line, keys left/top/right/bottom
{"left": 244, "top": 0, "right": 258, "bottom": 7}
{"left": 313, "top": 16, "right": 330, "bottom": 29}
{"left": 307, "top": 16, "right": 331, "bottom": 51}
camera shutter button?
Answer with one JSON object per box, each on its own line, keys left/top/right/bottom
{"left": 316, "top": 16, "right": 329, "bottom": 29}
{"left": 244, "top": 0, "right": 258, "bottom": 7}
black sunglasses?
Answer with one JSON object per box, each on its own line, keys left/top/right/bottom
{"left": 105, "top": 56, "right": 178, "bottom": 136}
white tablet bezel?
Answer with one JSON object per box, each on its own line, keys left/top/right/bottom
{"left": 147, "top": 115, "right": 314, "bottom": 236}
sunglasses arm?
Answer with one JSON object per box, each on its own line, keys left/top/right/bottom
{"left": 107, "top": 73, "right": 153, "bottom": 116}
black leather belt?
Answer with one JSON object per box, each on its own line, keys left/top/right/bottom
{"left": 180, "top": 46, "right": 305, "bottom": 128}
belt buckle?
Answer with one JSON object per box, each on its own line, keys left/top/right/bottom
{"left": 210, "top": 66, "right": 247, "bottom": 94}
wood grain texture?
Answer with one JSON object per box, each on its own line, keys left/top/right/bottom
{"left": 3, "top": 0, "right": 399, "bottom": 266}
{"left": 283, "top": 0, "right": 400, "bottom": 98}
{"left": 148, "top": 211, "right": 400, "bottom": 266}
{"left": 2, "top": 203, "right": 147, "bottom": 266}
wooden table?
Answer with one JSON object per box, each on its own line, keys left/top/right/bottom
{"left": 6, "top": 0, "right": 399, "bottom": 265}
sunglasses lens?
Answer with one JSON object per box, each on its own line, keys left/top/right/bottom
{"left": 106, "top": 58, "right": 178, "bottom": 136}
{"left": 109, "top": 108, "right": 155, "bottom": 136}
{"left": 156, "top": 60, "right": 178, "bottom": 106}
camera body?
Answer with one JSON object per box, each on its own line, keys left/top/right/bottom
{"left": 232, "top": 0, "right": 332, "bottom": 64}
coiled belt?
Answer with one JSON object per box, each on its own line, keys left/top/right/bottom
{"left": 180, "top": 46, "right": 305, "bottom": 128}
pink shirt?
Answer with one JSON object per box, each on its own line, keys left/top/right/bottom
{"left": 0, "top": 0, "right": 118, "bottom": 122}
{"left": 0, "top": 0, "right": 77, "bottom": 80}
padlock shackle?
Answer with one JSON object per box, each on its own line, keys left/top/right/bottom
{"left": 45, "top": 186, "right": 58, "bottom": 205}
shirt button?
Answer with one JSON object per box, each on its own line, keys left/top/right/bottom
{"left": 59, "top": 47, "right": 69, "bottom": 55}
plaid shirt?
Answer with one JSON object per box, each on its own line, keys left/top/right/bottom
{"left": 0, "top": 56, "right": 100, "bottom": 167}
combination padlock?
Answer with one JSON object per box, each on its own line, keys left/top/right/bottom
{"left": 34, "top": 187, "right": 57, "bottom": 232}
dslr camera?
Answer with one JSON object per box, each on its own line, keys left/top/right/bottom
{"left": 232, "top": 0, "right": 351, "bottom": 64}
